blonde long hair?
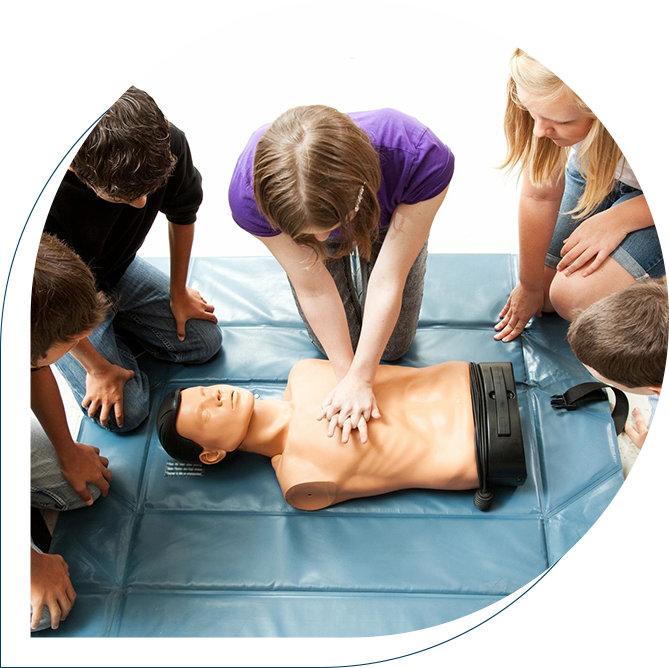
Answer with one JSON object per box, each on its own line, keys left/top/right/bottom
{"left": 253, "top": 105, "right": 382, "bottom": 261}
{"left": 500, "top": 49, "right": 623, "bottom": 219}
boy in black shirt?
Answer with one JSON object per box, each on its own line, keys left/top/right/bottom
{"left": 44, "top": 87, "right": 221, "bottom": 432}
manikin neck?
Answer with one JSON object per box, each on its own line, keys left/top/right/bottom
{"left": 238, "top": 399, "right": 292, "bottom": 458}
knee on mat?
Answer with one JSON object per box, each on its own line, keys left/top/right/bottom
{"left": 87, "top": 385, "right": 150, "bottom": 433}
{"left": 106, "top": 397, "right": 150, "bottom": 432}
{"left": 180, "top": 321, "right": 222, "bottom": 363}
{"left": 31, "top": 481, "right": 101, "bottom": 511}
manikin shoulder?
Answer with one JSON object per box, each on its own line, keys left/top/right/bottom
{"left": 284, "top": 481, "right": 339, "bottom": 511}
{"left": 271, "top": 450, "right": 339, "bottom": 511}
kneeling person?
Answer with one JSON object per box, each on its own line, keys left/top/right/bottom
{"left": 157, "top": 360, "right": 526, "bottom": 511}
{"left": 45, "top": 86, "right": 221, "bottom": 433}
{"left": 31, "top": 234, "right": 112, "bottom": 632}
{"left": 568, "top": 279, "right": 667, "bottom": 449}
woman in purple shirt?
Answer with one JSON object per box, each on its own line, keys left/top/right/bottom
{"left": 229, "top": 106, "right": 454, "bottom": 443}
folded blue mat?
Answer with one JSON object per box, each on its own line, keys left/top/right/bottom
{"left": 36, "top": 254, "right": 623, "bottom": 637}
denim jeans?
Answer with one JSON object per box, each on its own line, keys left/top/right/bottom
{"left": 289, "top": 228, "right": 428, "bottom": 361}
{"left": 30, "top": 417, "right": 96, "bottom": 632}
{"left": 55, "top": 256, "right": 222, "bottom": 432}
{"left": 546, "top": 155, "right": 665, "bottom": 279}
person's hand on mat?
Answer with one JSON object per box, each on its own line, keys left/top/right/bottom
{"left": 82, "top": 362, "right": 135, "bottom": 428}
{"left": 59, "top": 441, "right": 112, "bottom": 505}
{"left": 624, "top": 407, "right": 649, "bottom": 449}
{"left": 557, "top": 211, "right": 627, "bottom": 277}
{"left": 170, "top": 286, "right": 218, "bottom": 342}
{"left": 31, "top": 550, "right": 76, "bottom": 630}
{"left": 317, "top": 374, "right": 381, "bottom": 444}
{"left": 495, "top": 283, "right": 544, "bottom": 342}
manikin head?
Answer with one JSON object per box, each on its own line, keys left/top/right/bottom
{"left": 70, "top": 86, "right": 177, "bottom": 206}
{"left": 157, "top": 385, "right": 255, "bottom": 464}
{"left": 567, "top": 280, "right": 667, "bottom": 396}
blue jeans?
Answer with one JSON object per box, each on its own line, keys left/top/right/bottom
{"left": 31, "top": 417, "right": 96, "bottom": 632}
{"left": 546, "top": 155, "right": 665, "bottom": 279}
{"left": 55, "top": 256, "right": 222, "bottom": 432}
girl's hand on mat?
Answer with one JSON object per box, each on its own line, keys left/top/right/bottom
{"left": 82, "top": 363, "right": 135, "bottom": 428}
{"left": 317, "top": 375, "right": 381, "bottom": 444}
{"left": 170, "top": 286, "right": 218, "bottom": 342}
{"left": 495, "top": 283, "right": 543, "bottom": 342}
{"left": 624, "top": 407, "right": 649, "bottom": 449}
{"left": 31, "top": 550, "right": 76, "bottom": 630}
{"left": 557, "top": 212, "right": 627, "bottom": 277}
{"left": 60, "top": 442, "right": 113, "bottom": 505}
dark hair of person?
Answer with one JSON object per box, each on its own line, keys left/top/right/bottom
{"left": 31, "top": 234, "right": 108, "bottom": 367}
{"left": 71, "top": 86, "right": 177, "bottom": 202}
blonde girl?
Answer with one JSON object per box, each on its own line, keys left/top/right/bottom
{"left": 495, "top": 49, "right": 663, "bottom": 342}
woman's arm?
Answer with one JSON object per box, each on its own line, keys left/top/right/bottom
{"left": 319, "top": 187, "right": 449, "bottom": 441}
{"left": 255, "top": 233, "right": 355, "bottom": 381}
{"left": 495, "top": 169, "right": 565, "bottom": 342}
{"left": 351, "top": 188, "right": 448, "bottom": 378}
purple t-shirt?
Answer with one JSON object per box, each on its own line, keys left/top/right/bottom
{"left": 228, "top": 108, "right": 455, "bottom": 237}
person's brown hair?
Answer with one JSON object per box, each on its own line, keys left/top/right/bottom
{"left": 31, "top": 234, "right": 108, "bottom": 366}
{"left": 253, "top": 105, "right": 382, "bottom": 261}
{"left": 567, "top": 280, "right": 668, "bottom": 388}
{"left": 71, "top": 86, "right": 177, "bottom": 202}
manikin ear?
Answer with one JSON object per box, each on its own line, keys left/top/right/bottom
{"left": 650, "top": 386, "right": 662, "bottom": 396}
{"left": 198, "top": 450, "right": 227, "bottom": 465}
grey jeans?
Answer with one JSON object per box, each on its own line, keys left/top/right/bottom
{"left": 31, "top": 417, "right": 98, "bottom": 632}
{"left": 289, "top": 229, "right": 428, "bottom": 361}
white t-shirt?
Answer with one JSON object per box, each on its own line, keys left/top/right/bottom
{"left": 572, "top": 142, "right": 669, "bottom": 192}
{"left": 616, "top": 158, "right": 669, "bottom": 191}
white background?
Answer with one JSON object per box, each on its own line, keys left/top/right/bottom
{"left": 122, "top": 0, "right": 668, "bottom": 638}
{"left": 136, "top": 0, "right": 520, "bottom": 256}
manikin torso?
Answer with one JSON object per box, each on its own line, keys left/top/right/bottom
{"left": 240, "top": 359, "right": 477, "bottom": 510}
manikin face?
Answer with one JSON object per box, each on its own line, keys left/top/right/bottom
{"left": 177, "top": 385, "right": 256, "bottom": 461}
{"left": 516, "top": 84, "right": 594, "bottom": 147}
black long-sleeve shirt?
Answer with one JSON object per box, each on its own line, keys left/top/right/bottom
{"left": 44, "top": 123, "right": 202, "bottom": 292}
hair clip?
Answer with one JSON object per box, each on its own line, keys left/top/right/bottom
{"left": 354, "top": 183, "right": 365, "bottom": 213}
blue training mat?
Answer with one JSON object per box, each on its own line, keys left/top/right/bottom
{"left": 36, "top": 254, "right": 624, "bottom": 637}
